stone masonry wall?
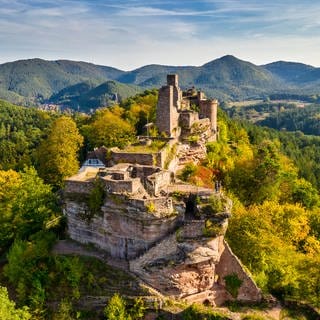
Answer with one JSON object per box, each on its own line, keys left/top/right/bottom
{"left": 65, "top": 180, "right": 94, "bottom": 194}
{"left": 179, "top": 111, "right": 199, "bottom": 129}
{"left": 110, "top": 143, "right": 173, "bottom": 169}
{"left": 111, "top": 150, "right": 154, "bottom": 166}
{"left": 215, "top": 240, "right": 262, "bottom": 302}
{"left": 199, "top": 100, "right": 218, "bottom": 135}
{"left": 156, "top": 82, "right": 180, "bottom": 137}
{"left": 147, "top": 170, "right": 172, "bottom": 196}
{"left": 102, "top": 177, "right": 142, "bottom": 194}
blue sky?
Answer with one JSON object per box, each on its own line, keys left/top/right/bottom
{"left": 1, "top": 0, "right": 320, "bottom": 70}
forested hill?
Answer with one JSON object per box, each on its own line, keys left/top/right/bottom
{"left": 2, "top": 55, "right": 320, "bottom": 108}
{"left": 0, "top": 91, "right": 319, "bottom": 318}
{"left": 117, "top": 55, "right": 286, "bottom": 101}
{"left": 263, "top": 61, "right": 320, "bottom": 85}
{"left": 49, "top": 80, "right": 141, "bottom": 112}
{"left": 0, "top": 59, "right": 124, "bottom": 105}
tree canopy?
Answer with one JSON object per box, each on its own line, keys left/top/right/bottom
{"left": 0, "top": 287, "right": 31, "bottom": 320}
{"left": 37, "top": 116, "right": 83, "bottom": 187}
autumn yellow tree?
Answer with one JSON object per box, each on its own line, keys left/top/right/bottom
{"left": 226, "top": 200, "right": 320, "bottom": 303}
{"left": 37, "top": 116, "right": 83, "bottom": 187}
{"left": 0, "top": 286, "right": 31, "bottom": 320}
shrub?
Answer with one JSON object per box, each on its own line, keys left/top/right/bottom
{"left": 224, "top": 273, "right": 243, "bottom": 298}
{"left": 146, "top": 202, "right": 156, "bottom": 213}
{"left": 104, "top": 294, "right": 127, "bottom": 320}
{"left": 179, "top": 163, "right": 197, "bottom": 181}
{"left": 182, "top": 303, "right": 229, "bottom": 319}
{"left": 202, "top": 220, "right": 223, "bottom": 237}
{"left": 88, "top": 178, "right": 106, "bottom": 218}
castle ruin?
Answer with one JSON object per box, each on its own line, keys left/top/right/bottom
{"left": 156, "top": 74, "right": 218, "bottom": 140}
{"left": 64, "top": 75, "right": 262, "bottom": 306}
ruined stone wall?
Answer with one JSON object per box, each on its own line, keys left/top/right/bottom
{"left": 102, "top": 177, "right": 142, "bottom": 194}
{"left": 110, "top": 144, "right": 173, "bottom": 169}
{"left": 130, "top": 197, "right": 175, "bottom": 218}
{"left": 155, "top": 147, "right": 167, "bottom": 168}
{"left": 135, "top": 166, "right": 158, "bottom": 178}
{"left": 179, "top": 111, "right": 199, "bottom": 129}
{"left": 215, "top": 241, "right": 262, "bottom": 302}
{"left": 156, "top": 86, "right": 173, "bottom": 136}
{"left": 173, "top": 86, "right": 182, "bottom": 110}
{"left": 144, "top": 170, "right": 171, "bottom": 196}
{"left": 64, "top": 180, "right": 94, "bottom": 195}
{"left": 150, "top": 170, "right": 172, "bottom": 195}
{"left": 155, "top": 145, "right": 171, "bottom": 168}
{"left": 199, "top": 100, "right": 218, "bottom": 136}
{"left": 111, "top": 150, "right": 154, "bottom": 166}
{"left": 156, "top": 84, "right": 180, "bottom": 137}
{"left": 167, "top": 74, "right": 178, "bottom": 86}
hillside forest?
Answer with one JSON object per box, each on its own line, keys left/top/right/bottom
{"left": 3, "top": 55, "right": 320, "bottom": 108}
{"left": 0, "top": 89, "right": 319, "bottom": 319}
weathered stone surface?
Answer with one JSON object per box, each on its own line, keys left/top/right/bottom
{"left": 65, "top": 196, "right": 183, "bottom": 259}
{"left": 178, "top": 237, "right": 222, "bottom": 265}
{"left": 215, "top": 241, "right": 263, "bottom": 302}
{"left": 129, "top": 222, "right": 262, "bottom": 306}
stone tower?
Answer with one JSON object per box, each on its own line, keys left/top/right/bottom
{"left": 156, "top": 74, "right": 181, "bottom": 137}
{"left": 199, "top": 98, "right": 218, "bottom": 134}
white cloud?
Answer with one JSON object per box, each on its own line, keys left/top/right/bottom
{"left": 0, "top": 0, "right": 320, "bottom": 69}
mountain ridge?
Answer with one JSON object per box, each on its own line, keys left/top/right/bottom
{"left": 1, "top": 55, "right": 320, "bottom": 108}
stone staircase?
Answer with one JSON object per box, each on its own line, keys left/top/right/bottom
{"left": 130, "top": 233, "right": 178, "bottom": 276}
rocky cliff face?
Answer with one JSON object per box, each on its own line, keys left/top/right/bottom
{"left": 130, "top": 221, "right": 262, "bottom": 306}
{"left": 129, "top": 192, "right": 262, "bottom": 306}
{"left": 64, "top": 180, "right": 183, "bottom": 260}
{"left": 64, "top": 168, "right": 261, "bottom": 306}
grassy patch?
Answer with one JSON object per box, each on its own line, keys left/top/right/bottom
{"left": 122, "top": 140, "right": 167, "bottom": 153}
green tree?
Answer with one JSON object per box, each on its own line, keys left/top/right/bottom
{"left": 104, "top": 294, "right": 129, "bottom": 320}
{"left": 226, "top": 201, "right": 320, "bottom": 304}
{"left": 0, "top": 286, "right": 31, "bottom": 320}
{"left": 0, "top": 168, "right": 58, "bottom": 253}
{"left": 52, "top": 299, "right": 76, "bottom": 320}
{"left": 82, "top": 108, "right": 135, "bottom": 149}
{"left": 4, "top": 232, "right": 56, "bottom": 306}
{"left": 121, "top": 89, "right": 158, "bottom": 134}
{"left": 37, "top": 116, "right": 83, "bottom": 187}
{"left": 0, "top": 169, "right": 21, "bottom": 253}
{"left": 129, "top": 297, "right": 146, "bottom": 319}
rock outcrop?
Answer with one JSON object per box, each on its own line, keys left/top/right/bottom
{"left": 64, "top": 73, "right": 262, "bottom": 307}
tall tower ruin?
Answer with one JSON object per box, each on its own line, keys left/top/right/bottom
{"left": 156, "top": 74, "right": 181, "bottom": 137}
{"left": 199, "top": 98, "right": 218, "bottom": 135}
{"left": 156, "top": 74, "right": 218, "bottom": 140}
